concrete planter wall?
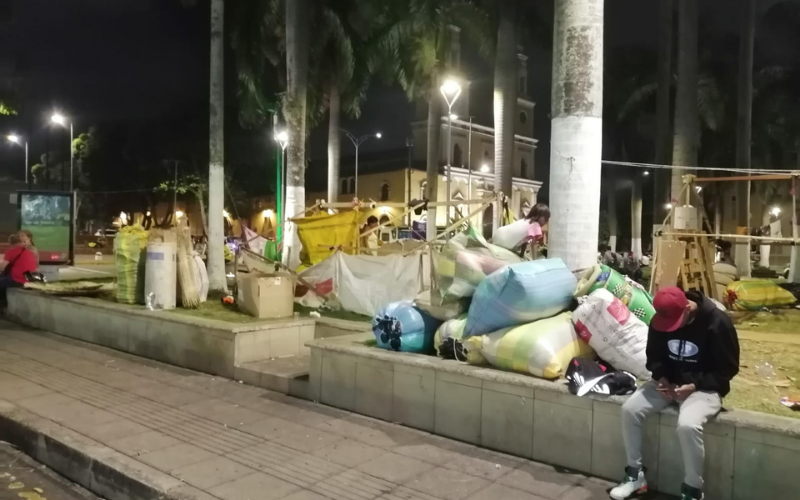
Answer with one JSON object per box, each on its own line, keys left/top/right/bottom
{"left": 6, "top": 289, "right": 315, "bottom": 379}
{"left": 308, "top": 335, "right": 800, "bottom": 500}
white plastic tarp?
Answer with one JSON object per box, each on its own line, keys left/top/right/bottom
{"left": 299, "top": 251, "right": 423, "bottom": 317}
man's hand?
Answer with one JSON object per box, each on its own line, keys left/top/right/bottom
{"left": 656, "top": 377, "right": 677, "bottom": 399}
{"left": 674, "top": 383, "right": 697, "bottom": 401}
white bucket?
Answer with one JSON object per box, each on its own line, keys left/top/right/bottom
{"left": 674, "top": 206, "right": 699, "bottom": 230}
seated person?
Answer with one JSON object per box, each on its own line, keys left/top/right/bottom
{"left": 0, "top": 231, "right": 39, "bottom": 299}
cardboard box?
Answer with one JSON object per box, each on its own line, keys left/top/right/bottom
{"left": 237, "top": 272, "right": 295, "bottom": 319}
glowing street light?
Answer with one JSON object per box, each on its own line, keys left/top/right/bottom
{"left": 449, "top": 113, "right": 458, "bottom": 121}
{"left": 770, "top": 206, "right": 781, "bottom": 217}
{"left": 665, "top": 203, "right": 673, "bottom": 210}
{"left": 50, "top": 112, "right": 75, "bottom": 191}
{"left": 6, "top": 134, "right": 28, "bottom": 185}
{"left": 643, "top": 170, "right": 650, "bottom": 176}
{"left": 342, "top": 129, "right": 382, "bottom": 198}
{"left": 480, "top": 164, "right": 490, "bottom": 173}
{"left": 175, "top": 210, "right": 184, "bottom": 218}
{"left": 440, "top": 79, "right": 462, "bottom": 221}
{"left": 274, "top": 130, "right": 289, "bottom": 150}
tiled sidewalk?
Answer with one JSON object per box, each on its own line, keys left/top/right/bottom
{"left": 0, "top": 320, "right": 672, "bottom": 500}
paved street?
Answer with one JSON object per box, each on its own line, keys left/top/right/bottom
{"left": 0, "top": 443, "right": 101, "bottom": 500}
{"left": 0, "top": 320, "right": 676, "bottom": 500}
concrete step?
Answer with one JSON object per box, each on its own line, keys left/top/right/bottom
{"left": 235, "top": 356, "right": 310, "bottom": 400}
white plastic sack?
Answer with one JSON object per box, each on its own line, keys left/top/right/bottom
{"left": 193, "top": 254, "right": 209, "bottom": 302}
{"left": 298, "top": 251, "right": 423, "bottom": 317}
{"left": 572, "top": 289, "right": 650, "bottom": 379}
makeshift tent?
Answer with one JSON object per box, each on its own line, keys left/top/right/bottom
{"left": 298, "top": 251, "right": 423, "bottom": 317}
{"left": 293, "top": 211, "right": 360, "bottom": 266}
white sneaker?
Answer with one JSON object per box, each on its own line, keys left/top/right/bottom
{"left": 609, "top": 470, "right": 648, "bottom": 500}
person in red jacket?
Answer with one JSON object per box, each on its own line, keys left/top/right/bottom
{"left": 0, "top": 231, "right": 39, "bottom": 296}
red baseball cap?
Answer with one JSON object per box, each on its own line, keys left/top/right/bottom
{"left": 651, "top": 287, "right": 689, "bottom": 332}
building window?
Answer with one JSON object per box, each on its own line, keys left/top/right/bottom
{"left": 379, "top": 215, "right": 391, "bottom": 226}
{"left": 519, "top": 111, "right": 527, "bottom": 124}
{"left": 380, "top": 182, "right": 390, "bottom": 202}
{"left": 519, "top": 76, "right": 525, "bottom": 94}
{"left": 420, "top": 181, "right": 428, "bottom": 200}
{"left": 453, "top": 144, "right": 462, "bottom": 167}
{"left": 340, "top": 178, "right": 349, "bottom": 195}
{"left": 521, "top": 158, "right": 528, "bottom": 178}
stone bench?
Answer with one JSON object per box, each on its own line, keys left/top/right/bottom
{"left": 307, "top": 333, "right": 800, "bottom": 500}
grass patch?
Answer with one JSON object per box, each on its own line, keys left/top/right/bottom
{"left": 294, "top": 304, "right": 371, "bottom": 323}
{"left": 731, "top": 309, "right": 800, "bottom": 335}
{"left": 727, "top": 339, "right": 800, "bottom": 420}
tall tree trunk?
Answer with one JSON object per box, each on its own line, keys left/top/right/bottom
{"left": 735, "top": 0, "right": 755, "bottom": 277}
{"left": 607, "top": 179, "right": 618, "bottom": 252}
{"left": 193, "top": 188, "right": 209, "bottom": 235}
{"left": 789, "top": 171, "right": 800, "bottom": 282}
{"left": 671, "top": 0, "right": 698, "bottom": 205}
{"left": 549, "top": 0, "right": 604, "bottom": 272}
{"left": 493, "top": 0, "right": 518, "bottom": 228}
{"left": 632, "top": 175, "right": 643, "bottom": 260}
{"left": 425, "top": 88, "right": 442, "bottom": 241}
{"left": 207, "top": 0, "right": 226, "bottom": 291}
{"left": 327, "top": 85, "right": 341, "bottom": 204}
{"left": 654, "top": 0, "right": 673, "bottom": 235}
{"left": 284, "top": 0, "right": 310, "bottom": 268}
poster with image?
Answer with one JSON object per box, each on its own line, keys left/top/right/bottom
{"left": 18, "top": 191, "right": 74, "bottom": 264}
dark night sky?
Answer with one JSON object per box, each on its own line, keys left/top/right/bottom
{"left": 0, "top": 0, "right": 784, "bottom": 183}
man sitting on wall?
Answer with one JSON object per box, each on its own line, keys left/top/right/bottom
{"left": 609, "top": 287, "right": 740, "bottom": 500}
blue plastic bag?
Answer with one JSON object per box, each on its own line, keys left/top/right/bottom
{"left": 372, "top": 302, "right": 443, "bottom": 353}
{"left": 464, "top": 258, "right": 577, "bottom": 338}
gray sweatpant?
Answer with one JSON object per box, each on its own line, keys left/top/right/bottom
{"left": 621, "top": 380, "right": 721, "bottom": 490}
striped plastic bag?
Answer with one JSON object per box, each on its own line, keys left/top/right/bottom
{"left": 434, "top": 225, "right": 523, "bottom": 304}
{"left": 113, "top": 226, "right": 148, "bottom": 304}
{"left": 464, "top": 258, "right": 577, "bottom": 338}
{"left": 576, "top": 264, "right": 655, "bottom": 324}
{"left": 725, "top": 280, "right": 796, "bottom": 311}
{"left": 466, "top": 312, "right": 594, "bottom": 379}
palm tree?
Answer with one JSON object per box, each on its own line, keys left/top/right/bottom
{"left": 493, "top": 0, "right": 518, "bottom": 209}
{"left": 549, "top": 0, "right": 605, "bottom": 272}
{"left": 379, "top": 0, "right": 489, "bottom": 240}
{"left": 671, "top": 0, "right": 699, "bottom": 204}
{"left": 207, "top": 0, "right": 227, "bottom": 292}
{"left": 284, "top": 0, "right": 311, "bottom": 268}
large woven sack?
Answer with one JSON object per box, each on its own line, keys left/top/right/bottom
{"left": 724, "top": 280, "right": 797, "bottom": 311}
{"left": 464, "top": 258, "right": 577, "bottom": 338}
{"left": 372, "top": 302, "right": 443, "bottom": 354}
{"left": 113, "top": 226, "right": 148, "bottom": 304}
{"left": 714, "top": 263, "right": 739, "bottom": 279}
{"left": 466, "top": 312, "right": 594, "bottom": 379}
{"left": 576, "top": 264, "right": 655, "bottom": 324}
{"left": 572, "top": 289, "right": 650, "bottom": 379}
{"left": 434, "top": 315, "right": 468, "bottom": 360}
{"left": 434, "top": 225, "right": 523, "bottom": 303}
{"left": 715, "top": 273, "right": 734, "bottom": 286}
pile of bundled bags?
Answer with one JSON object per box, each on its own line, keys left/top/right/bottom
{"left": 370, "top": 228, "right": 656, "bottom": 395}
{"left": 715, "top": 262, "right": 796, "bottom": 311}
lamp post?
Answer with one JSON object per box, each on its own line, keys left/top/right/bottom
{"left": 274, "top": 130, "right": 288, "bottom": 243}
{"left": 7, "top": 134, "right": 28, "bottom": 185}
{"left": 342, "top": 130, "right": 381, "bottom": 199}
{"left": 51, "top": 113, "right": 74, "bottom": 191}
{"left": 440, "top": 79, "right": 462, "bottom": 222}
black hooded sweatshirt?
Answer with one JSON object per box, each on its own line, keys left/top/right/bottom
{"left": 646, "top": 291, "right": 740, "bottom": 397}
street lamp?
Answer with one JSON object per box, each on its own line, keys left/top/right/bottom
{"left": 273, "top": 130, "right": 289, "bottom": 242}
{"left": 440, "top": 79, "right": 462, "bottom": 215}
{"left": 7, "top": 134, "right": 28, "bottom": 185}
{"left": 51, "top": 112, "right": 74, "bottom": 191}
{"left": 342, "top": 130, "right": 382, "bottom": 198}
{"left": 480, "top": 164, "right": 490, "bottom": 173}
{"left": 770, "top": 206, "right": 781, "bottom": 217}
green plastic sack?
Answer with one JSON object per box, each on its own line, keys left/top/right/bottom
{"left": 725, "top": 280, "right": 796, "bottom": 311}
{"left": 264, "top": 240, "right": 281, "bottom": 262}
{"left": 577, "top": 264, "right": 655, "bottom": 324}
{"left": 114, "top": 227, "right": 148, "bottom": 304}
